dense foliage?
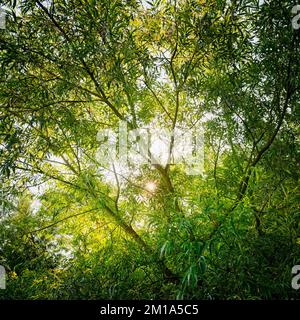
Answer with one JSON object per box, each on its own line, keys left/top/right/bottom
{"left": 0, "top": 0, "right": 300, "bottom": 299}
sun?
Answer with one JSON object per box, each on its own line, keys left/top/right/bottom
{"left": 145, "top": 181, "right": 157, "bottom": 193}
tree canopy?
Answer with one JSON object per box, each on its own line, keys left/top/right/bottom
{"left": 0, "top": 0, "right": 300, "bottom": 299}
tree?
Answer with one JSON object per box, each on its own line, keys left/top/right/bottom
{"left": 0, "top": 0, "right": 299, "bottom": 299}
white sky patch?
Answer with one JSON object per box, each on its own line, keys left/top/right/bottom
{"left": 95, "top": 116, "right": 206, "bottom": 185}
{"left": 0, "top": 6, "right": 6, "bottom": 29}
{"left": 30, "top": 199, "right": 42, "bottom": 214}
{"left": 200, "top": 112, "right": 216, "bottom": 123}
{"left": 140, "top": 0, "right": 153, "bottom": 10}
